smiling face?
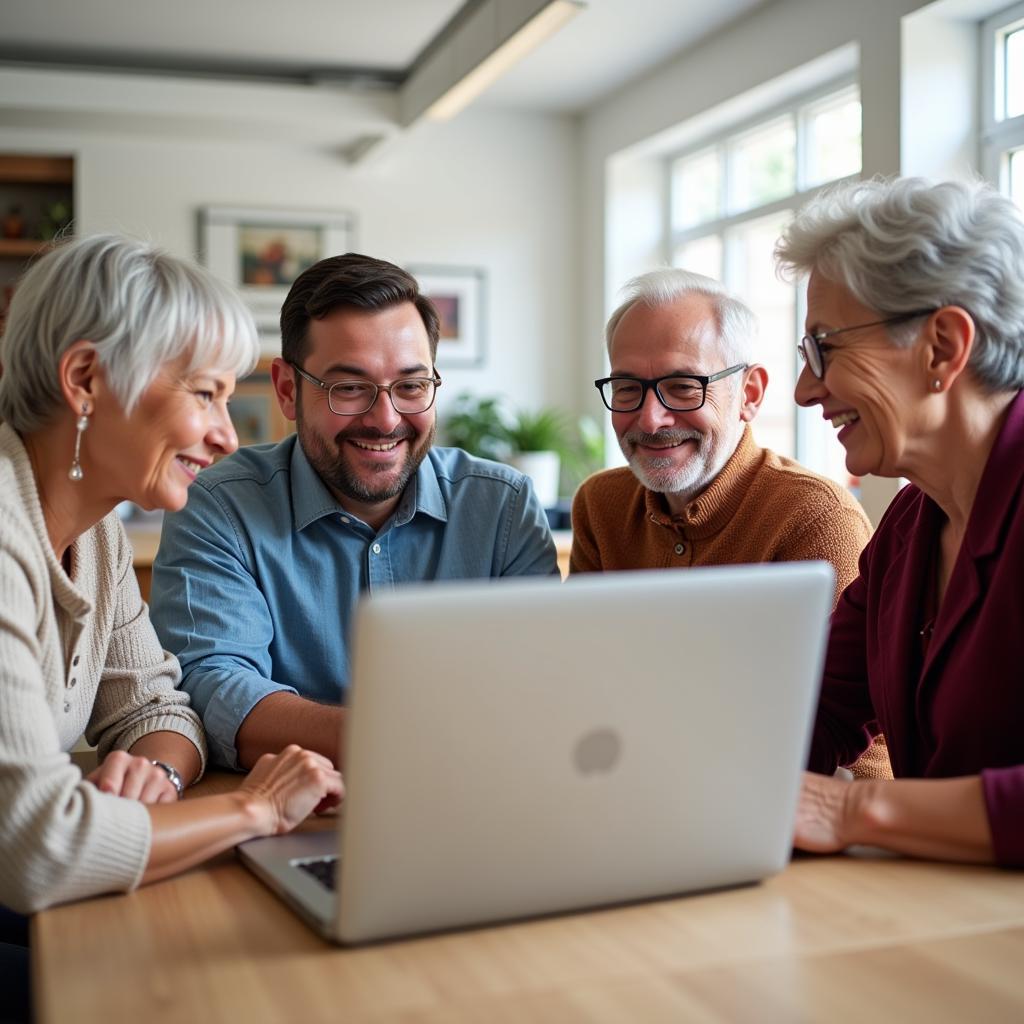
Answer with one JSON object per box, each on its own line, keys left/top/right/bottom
{"left": 609, "top": 295, "right": 750, "bottom": 508}
{"left": 795, "top": 271, "right": 928, "bottom": 480}
{"left": 92, "top": 354, "right": 239, "bottom": 512}
{"left": 286, "top": 302, "right": 436, "bottom": 527}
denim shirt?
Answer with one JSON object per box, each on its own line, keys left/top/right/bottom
{"left": 149, "top": 437, "right": 558, "bottom": 767}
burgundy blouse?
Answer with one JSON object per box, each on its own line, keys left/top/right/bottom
{"left": 808, "top": 390, "right": 1024, "bottom": 866}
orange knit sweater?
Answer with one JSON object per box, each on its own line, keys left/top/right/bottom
{"left": 571, "top": 427, "right": 870, "bottom": 599}
{"left": 570, "top": 427, "right": 891, "bottom": 779}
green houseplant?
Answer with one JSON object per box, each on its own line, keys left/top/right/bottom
{"left": 442, "top": 393, "right": 598, "bottom": 508}
{"left": 501, "top": 407, "right": 574, "bottom": 508}
{"left": 442, "top": 393, "right": 509, "bottom": 462}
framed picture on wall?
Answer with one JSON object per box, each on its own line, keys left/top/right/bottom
{"left": 199, "top": 206, "right": 354, "bottom": 342}
{"left": 408, "top": 265, "right": 487, "bottom": 369}
{"left": 230, "top": 358, "right": 293, "bottom": 447}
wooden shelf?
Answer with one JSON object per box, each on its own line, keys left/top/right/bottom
{"left": 0, "top": 237, "right": 52, "bottom": 259}
{"left": 0, "top": 154, "right": 73, "bottom": 185}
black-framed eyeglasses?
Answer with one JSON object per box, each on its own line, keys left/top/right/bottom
{"left": 594, "top": 363, "right": 748, "bottom": 413}
{"left": 289, "top": 362, "right": 442, "bottom": 416}
{"left": 798, "top": 309, "right": 936, "bottom": 380}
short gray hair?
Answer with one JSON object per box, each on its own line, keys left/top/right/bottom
{"left": 0, "top": 234, "right": 259, "bottom": 433}
{"left": 775, "top": 177, "right": 1024, "bottom": 392}
{"left": 605, "top": 268, "right": 758, "bottom": 365}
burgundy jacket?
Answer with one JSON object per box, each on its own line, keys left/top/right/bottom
{"left": 808, "top": 390, "right": 1024, "bottom": 866}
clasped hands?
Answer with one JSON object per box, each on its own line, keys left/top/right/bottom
{"left": 84, "top": 746, "right": 346, "bottom": 828}
{"left": 85, "top": 750, "right": 180, "bottom": 804}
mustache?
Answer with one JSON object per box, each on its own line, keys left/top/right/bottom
{"left": 623, "top": 429, "right": 703, "bottom": 447}
{"left": 334, "top": 426, "right": 416, "bottom": 445}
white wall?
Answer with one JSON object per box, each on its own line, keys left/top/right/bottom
{"left": 0, "top": 73, "right": 580, "bottom": 420}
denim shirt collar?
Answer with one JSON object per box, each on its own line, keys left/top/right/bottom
{"left": 290, "top": 438, "right": 449, "bottom": 532}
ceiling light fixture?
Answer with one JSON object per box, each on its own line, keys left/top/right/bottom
{"left": 425, "top": 0, "right": 584, "bottom": 121}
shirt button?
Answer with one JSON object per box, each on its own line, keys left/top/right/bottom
{"left": 674, "top": 543, "right": 686, "bottom": 555}
{"left": 340, "top": 516, "right": 351, "bottom": 524}
{"left": 371, "top": 543, "right": 382, "bottom": 555}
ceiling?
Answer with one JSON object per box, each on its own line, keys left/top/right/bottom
{"left": 0, "top": 0, "right": 771, "bottom": 115}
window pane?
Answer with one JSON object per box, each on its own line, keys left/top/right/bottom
{"left": 1010, "top": 148, "right": 1024, "bottom": 210}
{"left": 1006, "top": 27, "right": 1024, "bottom": 120}
{"left": 726, "top": 211, "right": 795, "bottom": 460}
{"left": 672, "top": 234, "right": 723, "bottom": 279}
{"left": 803, "top": 93, "right": 861, "bottom": 188}
{"left": 727, "top": 116, "right": 795, "bottom": 214}
{"left": 671, "top": 147, "right": 720, "bottom": 230}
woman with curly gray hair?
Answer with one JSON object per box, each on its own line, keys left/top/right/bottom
{"left": 775, "top": 177, "right": 1024, "bottom": 866}
{"left": 0, "top": 235, "right": 343, "bottom": 929}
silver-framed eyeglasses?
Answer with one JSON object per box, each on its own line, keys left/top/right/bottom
{"left": 289, "top": 362, "right": 442, "bottom": 416}
{"left": 594, "top": 363, "right": 748, "bottom": 413}
{"left": 798, "top": 309, "right": 936, "bottom": 380}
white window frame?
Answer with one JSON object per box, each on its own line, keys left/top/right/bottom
{"left": 981, "top": 1, "right": 1024, "bottom": 189}
{"left": 665, "top": 76, "right": 860, "bottom": 470}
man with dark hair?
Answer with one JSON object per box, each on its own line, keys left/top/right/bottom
{"left": 151, "top": 253, "right": 557, "bottom": 768}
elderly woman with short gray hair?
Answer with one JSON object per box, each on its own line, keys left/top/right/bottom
{"left": 775, "top": 177, "right": 1024, "bottom": 866}
{"left": 0, "top": 235, "right": 343, "bottom": 929}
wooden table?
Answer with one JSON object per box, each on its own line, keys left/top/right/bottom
{"left": 31, "top": 776, "right": 1024, "bottom": 1023}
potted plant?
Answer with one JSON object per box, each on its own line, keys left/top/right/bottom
{"left": 442, "top": 393, "right": 509, "bottom": 462}
{"left": 501, "top": 407, "right": 574, "bottom": 509}
{"left": 442, "top": 393, "right": 585, "bottom": 508}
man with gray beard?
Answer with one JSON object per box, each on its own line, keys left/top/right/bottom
{"left": 151, "top": 254, "right": 557, "bottom": 769}
{"left": 571, "top": 269, "right": 887, "bottom": 777}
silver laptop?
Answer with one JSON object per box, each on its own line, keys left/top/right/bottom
{"left": 238, "top": 562, "right": 834, "bottom": 944}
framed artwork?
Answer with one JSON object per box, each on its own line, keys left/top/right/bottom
{"left": 230, "top": 358, "right": 293, "bottom": 447}
{"left": 408, "top": 265, "right": 487, "bottom": 369}
{"left": 199, "top": 206, "right": 354, "bottom": 340}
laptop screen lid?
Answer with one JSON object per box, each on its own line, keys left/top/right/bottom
{"left": 334, "top": 561, "right": 833, "bottom": 943}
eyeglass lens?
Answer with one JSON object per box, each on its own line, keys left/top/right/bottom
{"left": 602, "top": 377, "right": 705, "bottom": 412}
{"left": 328, "top": 379, "right": 437, "bottom": 415}
{"left": 798, "top": 337, "right": 823, "bottom": 378}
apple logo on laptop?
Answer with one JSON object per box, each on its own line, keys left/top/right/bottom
{"left": 573, "top": 727, "right": 622, "bottom": 775}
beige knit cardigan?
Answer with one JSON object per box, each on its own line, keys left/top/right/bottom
{"left": 0, "top": 423, "right": 207, "bottom": 913}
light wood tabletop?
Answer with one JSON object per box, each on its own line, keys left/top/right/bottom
{"left": 31, "top": 773, "right": 1024, "bottom": 1023}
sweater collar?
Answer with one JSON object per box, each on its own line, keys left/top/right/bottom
{"left": 643, "top": 425, "right": 762, "bottom": 540}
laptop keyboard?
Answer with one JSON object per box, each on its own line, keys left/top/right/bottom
{"left": 296, "top": 856, "right": 339, "bottom": 891}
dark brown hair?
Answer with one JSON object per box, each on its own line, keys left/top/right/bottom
{"left": 280, "top": 253, "right": 440, "bottom": 365}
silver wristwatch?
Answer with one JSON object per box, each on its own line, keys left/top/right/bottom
{"left": 150, "top": 759, "right": 184, "bottom": 799}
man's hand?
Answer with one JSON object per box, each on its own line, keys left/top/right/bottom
{"left": 85, "top": 750, "right": 179, "bottom": 804}
{"left": 238, "top": 745, "right": 345, "bottom": 834}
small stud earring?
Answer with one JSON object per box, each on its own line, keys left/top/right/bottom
{"left": 68, "top": 403, "right": 90, "bottom": 482}
{"left": 931, "top": 379, "right": 942, "bottom": 392}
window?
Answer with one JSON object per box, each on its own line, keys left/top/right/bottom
{"left": 667, "top": 83, "right": 861, "bottom": 488}
{"left": 983, "top": 2, "right": 1024, "bottom": 207}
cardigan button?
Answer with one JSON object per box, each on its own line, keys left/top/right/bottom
{"left": 63, "top": 702, "right": 71, "bottom": 713}
{"left": 674, "top": 543, "right": 686, "bottom": 555}
{"left": 72, "top": 654, "right": 80, "bottom": 666}
{"left": 68, "top": 677, "right": 77, "bottom": 688}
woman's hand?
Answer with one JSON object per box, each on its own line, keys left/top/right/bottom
{"left": 238, "top": 745, "right": 345, "bottom": 836}
{"left": 792, "top": 770, "right": 857, "bottom": 854}
{"left": 85, "top": 750, "right": 179, "bottom": 804}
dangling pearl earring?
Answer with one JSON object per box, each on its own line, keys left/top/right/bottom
{"left": 931, "top": 379, "right": 942, "bottom": 392}
{"left": 68, "top": 403, "right": 90, "bottom": 482}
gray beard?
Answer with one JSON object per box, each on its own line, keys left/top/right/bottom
{"left": 619, "top": 426, "right": 732, "bottom": 505}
